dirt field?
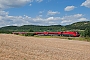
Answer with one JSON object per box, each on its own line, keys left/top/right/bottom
{"left": 0, "top": 34, "right": 90, "bottom": 60}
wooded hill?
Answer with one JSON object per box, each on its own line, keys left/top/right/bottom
{"left": 65, "top": 21, "right": 90, "bottom": 30}
{"left": 0, "top": 21, "right": 90, "bottom": 33}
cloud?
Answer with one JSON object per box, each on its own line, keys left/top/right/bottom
{"left": 0, "top": 0, "right": 33, "bottom": 10}
{"left": 47, "top": 17, "right": 54, "bottom": 20}
{"left": 0, "top": 10, "right": 9, "bottom": 16}
{"left": 81, "top": 0, "right": 90, "bottom": 8}
{"left": 39, "top": 10, "right": 44, "bottom": 14}
{"left": 0, "top": 10, "right": 46, "bottom": 27}
{"left": 47, "top": 10, "right": 60, "bottom": 15}
{"left": 46, "top": 17, "right": 61, "bottom": 21}
{"left": 38, "top": 15, "right": 43, "bottom": 17}
{"left": 36, "top": 0, "right": 43, "bottom": 3}
{"left": 0, "top": 0, "right": 43, "bottom": 10}
{"left": 0, "top": 10, "right": 88, "bottom": 27}
{"left": 79, "top": 18, "right": 88, "bottom": 21}
{"left": 48, "top": 0, "right": 51, "bottom": 2}
{"left": 60, "top": 14, "right": 87, "bottom": 25}
{"left": 64, "top": 6, "right": 76, "bottom": 11}
{"left": 29, "top": 4, "right": 32, "bottom": 6}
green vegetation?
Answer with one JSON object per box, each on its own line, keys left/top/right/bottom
{"left": 66, "top": 37, "right": 90, "bottom": 42}
{"left": 24, "top": 33, "right": 35, "bottom": 36}
{"left": 65, "top": 21, "right": 90, "bottom": 30}
{"left": 0, "top": 25, "right": 63, "bottom": 32}
{"left": 0, "top": 21, "right": 90, "bottom": 42}
{"left": 0, "top": 21, "right": 90, "bottom": 33}
{"left": 0, "top": 21, "right": 90, "bottom": 32}
{"left": 84, "top": 28, "right": 90, "bottom": 37}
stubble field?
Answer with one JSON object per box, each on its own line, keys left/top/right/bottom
{"left": 0, "top": 34, "right": 90, "bottom": 60}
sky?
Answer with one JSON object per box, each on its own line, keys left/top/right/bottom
{"left": 0, "top": 0, "right": 90, "bottom": 27}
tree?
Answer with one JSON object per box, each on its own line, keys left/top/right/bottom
{"left": 84, "top": 28, "right": 90, "bottom": 37}
{"left": 29, "top": 29, "right": 34, "bottom": 32}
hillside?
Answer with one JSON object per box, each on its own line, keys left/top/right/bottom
{"left": 0, "top": 21, "right": 90, "bottom": 33}
{"left": 0, "top": 25, "right": 63, "bottom": 32}
{"left": 65, "top": 21, "right": 90, "bottom": 30}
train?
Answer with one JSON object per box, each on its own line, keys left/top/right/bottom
{"left": 12, "top": 31, "right": 80, "bottom": 37}
{"left": 35, "top": 31, "right": 80, "bottom": 37}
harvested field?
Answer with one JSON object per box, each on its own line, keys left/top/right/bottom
{"left": 0, "top": 34, "right": 90, "bottom": 60}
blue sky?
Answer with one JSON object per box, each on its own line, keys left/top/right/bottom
{"left": 0, "top": 0, "right": 90, "bottom": 27}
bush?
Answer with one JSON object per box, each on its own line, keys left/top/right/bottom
{"left": 84, "top": 28, "right": 90, "bottom": 37}
{"left": 0, "top": 30, "right": 12, "bottom": 34}
{"left": 25, "top": 33, "right": 35, "bottom": 36}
